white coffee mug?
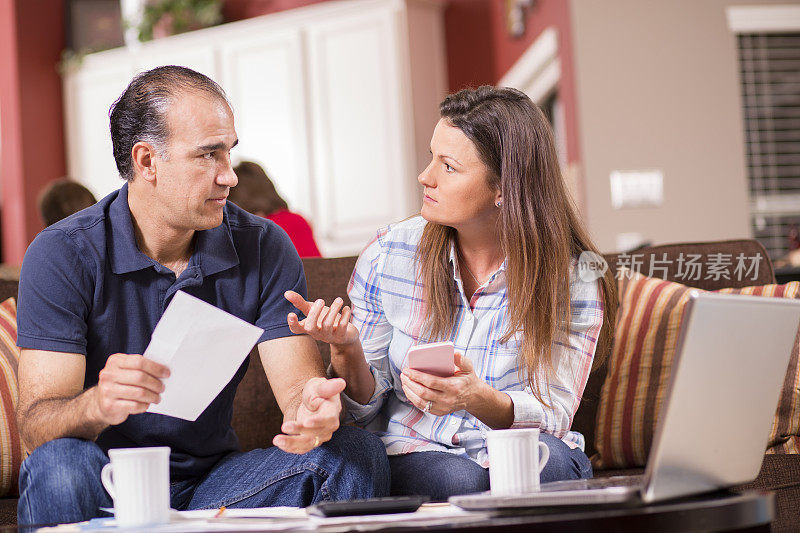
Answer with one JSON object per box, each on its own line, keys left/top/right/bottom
{"left": 100, "top": 446, "right": 171, "bottom": 527}
{"left": 486, "top": 428, "right": 550, "bottom": 494}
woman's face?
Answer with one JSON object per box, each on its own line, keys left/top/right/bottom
{"left": 418, "top": 119, "right": 501, "bottom": 230}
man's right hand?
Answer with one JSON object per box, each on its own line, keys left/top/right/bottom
{"left": 89, "top": 354, "right": 170, "bottom": 426}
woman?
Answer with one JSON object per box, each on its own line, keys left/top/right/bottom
{"left": 230, "top": 161, "right": 322, "bottom": 257}
{"left": 285, "top": 86, "right": 616, "bottom": 500}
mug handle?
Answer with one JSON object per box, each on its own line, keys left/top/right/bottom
{"left": 537, "top": 442, "right": 550, "bottom": 474}
{"left": 100, "top": 463, "right": 116, "bottom": 501}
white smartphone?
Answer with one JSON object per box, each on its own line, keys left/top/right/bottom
{"left": 406, "top": 341, "right": 455, "bottom": 377}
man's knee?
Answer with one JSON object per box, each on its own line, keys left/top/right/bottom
{"left": 19, "top": 439, "right": 109, "bottom": 525}
{"left": 21, "top": 438, "right": 107, "bottom": 496}
{"left": 539, "top": 433, "right": 592, "bottom": 482}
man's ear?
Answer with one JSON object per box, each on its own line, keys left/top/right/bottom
{"left": 131, "top": 141, "right": 158, "bottom": 183}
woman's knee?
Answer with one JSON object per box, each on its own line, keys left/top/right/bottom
{"left": 538, "top": 433, "right": 592, "bottom": 483}
{"left": 439, "top": 459, "right": 488, "bottom": 496}
{"left": 390, "top": 451, "right": 489, "bottom": 500}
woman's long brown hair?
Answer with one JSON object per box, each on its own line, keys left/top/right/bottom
{"left": 418, "top": 86, "right": 617, "bottom": 405}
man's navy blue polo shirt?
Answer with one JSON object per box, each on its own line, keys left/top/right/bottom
{"left": 17, "top": 183, "right": 306, "bottom": 479}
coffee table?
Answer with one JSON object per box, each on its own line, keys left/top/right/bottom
{"left": 382, "top": 491, "right": 773, "bottom": 533}
{"left": 12, "top": 491, "right": 772, "bottom": 532}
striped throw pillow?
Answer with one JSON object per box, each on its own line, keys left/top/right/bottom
{"left": 0, "top": 298, "right": 24, "bottom": 497}
{"left": 593, "top": 272, "right": 800, "bottom": 469}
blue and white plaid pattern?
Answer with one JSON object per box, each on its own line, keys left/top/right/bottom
{"left": 340, "top": 217, "right": 604, "bottom": 467}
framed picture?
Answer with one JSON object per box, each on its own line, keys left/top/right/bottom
{"left": 66, "top": 0, "right": 125, "bottom": 52}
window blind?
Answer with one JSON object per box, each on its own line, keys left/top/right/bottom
{"left": 739, "top": 32, "right": 800, "bottom": 260}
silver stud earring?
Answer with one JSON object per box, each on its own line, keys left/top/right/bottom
{"left": 495, "top": 200, "right": 503, "bottom": 208}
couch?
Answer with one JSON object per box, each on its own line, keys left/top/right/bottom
{"left": 0, "top": 241, "right": 798, "bottom": 530}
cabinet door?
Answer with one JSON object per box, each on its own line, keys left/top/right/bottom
{"left": 134, "top": 39, "right": 217, "bottom": 80}
{"left": 306, "top": 3, "right": 416, "bottom": 256}
{"left": 64, "top": 59, "right": 136, "bottom": 199}
{"left": 219, "top": 29, "right": 314, "bottom": 217}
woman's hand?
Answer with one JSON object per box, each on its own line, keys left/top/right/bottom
{"left": 400, "top": 352, "right": 485, "bottom": 416}
{"left": 284, "top": 291, "right": 360, "bottom": 347}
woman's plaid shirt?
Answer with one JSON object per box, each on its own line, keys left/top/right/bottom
{"left": 340, "top": 217, "right": 604, "bottom": 467}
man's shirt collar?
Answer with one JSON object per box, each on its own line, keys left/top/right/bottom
{"left": 109, "top": 182, "right": 239, "bottom": 276}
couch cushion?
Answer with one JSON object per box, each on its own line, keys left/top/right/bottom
{"left": 0, "top": 298, "right": 24, "bottom": 497}
{"left": 0, "top": 497, "right": 16, "bottom": 526}
{"left": 593, "top": 272, "right": 800, "bottom": 469}
{"left": 733, "top": 454, "right": 800, "bottom": 533}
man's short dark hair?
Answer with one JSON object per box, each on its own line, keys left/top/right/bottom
{"left": 109, "top": 65, "right": 229, "bottom": 181}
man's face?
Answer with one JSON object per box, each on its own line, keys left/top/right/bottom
{"left": 151, "top": 90, "right": 238, "bottom": 231}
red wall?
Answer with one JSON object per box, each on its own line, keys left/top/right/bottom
{"left": 443, "top": 0, "right": 580, "bottom": 165}
{"left": 0, "top": 0, "right": 66, "bottom": 265}
{"left": 490, "top": 0, "right": 580, "bottom": 165}
{"left": 442, "top": 0, "right": 496, "bottom": 91}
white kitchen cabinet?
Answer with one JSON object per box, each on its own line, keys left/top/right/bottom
{"left": 218, "top": 28, "right": 314, "bottom": 219}
{"left": 62, "top": 0, "right": 446, "bottom": 256}
{"left": 63, "top": 61, "right": 136, "bottom": 199}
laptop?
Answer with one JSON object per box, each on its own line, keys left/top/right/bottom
{"left": 450, "top": 292, "right": 800, "bottom": 509}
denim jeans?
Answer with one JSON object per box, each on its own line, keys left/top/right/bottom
{"left": 17, "top": 425, "right": 389, "bottom": 526}
{"left": 388, "top": 432, "right": 593, "bottom": 501}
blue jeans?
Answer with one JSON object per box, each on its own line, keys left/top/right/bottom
{"left": 17, "top": 425, "right": 389, "bottom": 526}
{"left": 388, "top": 433, "right": 593, "bottom": 501}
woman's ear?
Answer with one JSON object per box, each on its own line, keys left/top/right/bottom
{"left": 495, "top": 190, "right": 503, "bottom": 208}
{"left": 131, "top": 141, "right": 158, "bottom": 183}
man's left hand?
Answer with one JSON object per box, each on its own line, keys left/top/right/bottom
{"left": 400, "top": 353, "right": 484, "bottom": 416}
{"left": 273, "top": 377, "right": 345, "bottom": 454}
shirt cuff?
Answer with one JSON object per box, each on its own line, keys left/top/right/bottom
{"left": 333, "top": 365, "right": 391, "bottom": 425}
{"left": 504, "top": 390, "right": 545, "bottom": 429}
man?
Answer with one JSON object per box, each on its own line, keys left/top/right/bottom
{"left": 16, "top": 66, "right": 389, "bottom": 526}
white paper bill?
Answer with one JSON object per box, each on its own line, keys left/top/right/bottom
{"left": 145, "top": 291, "right": 264, "bottom": 421}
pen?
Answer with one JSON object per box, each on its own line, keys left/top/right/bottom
{"left": 214, "top": 506, "right": 226, "bottom": 518}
